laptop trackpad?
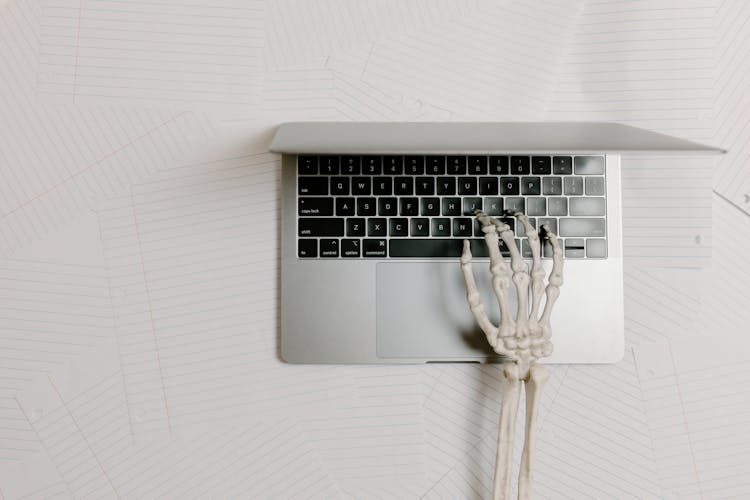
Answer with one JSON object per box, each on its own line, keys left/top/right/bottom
{"left": 376, "top": 262, "right": 518, "bottom": 360}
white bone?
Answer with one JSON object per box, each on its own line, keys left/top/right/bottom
{"left": 539, "top": 227, "right": 563, "bottom": 328}
{"left": 459, "top": 213, "right": 564, "bottom": 500}
{"left": 518, "top": 364, "right": 550, "bottom": 500}
{"left": 476, "top": 212, "right": 514, "bottom": 333}
{"left": 493, "top": 363, "right": 522, "bottom": 500}
{"left": 516, "top": 214, "right": 544, "bottom": 322}
{"left": 494, "top": 215, "right": 530, "bottom": 332}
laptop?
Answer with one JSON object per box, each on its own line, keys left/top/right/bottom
{"left": 270, "top": 122, "right": 723, "bottom": 364}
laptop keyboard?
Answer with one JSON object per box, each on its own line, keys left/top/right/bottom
{"left": 296, "top": 155, "right": 607, "bottom": 259}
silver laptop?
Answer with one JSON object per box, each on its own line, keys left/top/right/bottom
{"left": 270, "top": 122, "right": 723, "bottom": 364}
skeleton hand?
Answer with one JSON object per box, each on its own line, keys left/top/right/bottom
{"left": 460, "top": 211, "right": 563, "bottom": 374}
{"left": 460, "top": 210, "right": 564, "bottom": 500}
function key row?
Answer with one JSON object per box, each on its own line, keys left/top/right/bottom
{"left": 298, "top": 155, "right": 604, "bottom": 176}
{"left": 298, "top": 175, "right": 604, "bottom": 196}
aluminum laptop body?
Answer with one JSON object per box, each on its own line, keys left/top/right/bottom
{"left": 270, "top": 122, "right": 723, "bottom": 364}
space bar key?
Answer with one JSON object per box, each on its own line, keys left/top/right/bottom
{"left": 389, "top": 239, "right": 489, "bottom": 258}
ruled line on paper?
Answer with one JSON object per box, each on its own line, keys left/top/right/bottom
{"left": 97, "top": 151, "right": 356, "bottom": 437}
{"left": 37, "top": 0, "right": 265, "bottom": 111}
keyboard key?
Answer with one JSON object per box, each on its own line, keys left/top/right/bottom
{"left": 378, "top": 197, "right": 397, "bottom": 216}
{"left": 479, "top": 177, "right": 498, "bottom": 195}
{"left": 447, "top": 156, "right": 467, "bottom": 175}
{"left": 299, "top": 197, "right": 333, "bottom": 216}
{"left": 346, "top": 218, "right": 365, "bottom": 236}
{"left": 426, "top": 156, "right": 445, "bottom": 175}
{"left": 400, "top": 197, "right": 419, "bottom": 216}
{"left": 421, "top": 197, "right": 440, "bottom": 216}
{"left": 298, "top": 156, "right": 317, "bottom": 175}
{"left": 357, "top": 197, "right": 376, "bottom": 216}
{"left": 298, "top": 177, "right": 327, "bottom": 195}
{"left": 363, "top": 239, "right": 387, "bottom": 257}
{"left": 411, "top": 218, "right": 430, "bottom": 236}
{"left": 569, "top": 197, "right": 605, "bottom": 216}
{"left": 373, "top": 177, "right": 392, "bottom": 195}
{"left": 431, "top": 218, "right": 451, "bottom": 236}
{"left": 319, "top": 156, "right": 339, "bottom": 175}
{"left": 453, "top": 218, "right": 473, "bottom": 237}
{"left": 548, "top": 197, "right": 568, "bottom": 216}
{"left": 383, "top": 155, "right": 402, "bottom": 175}
{"left": 389, "top": 218, "right": 408, "bottom": 236}
{"left": 389, "top": 239, "right": 507, "bottom": 258}
{"left": 320, "top": 239, "right": 339, "bottom": 257}
{"left": 586, "top": 238, "right": 607, "bottom": 258}
{"left": 442, "top": 197, "right": 461, "bottom": 216}
{"left": 331, "top": 177, "right": 349, "bottom": 195}
{"left": 342, "top": 239, "right": 361, "bottom": 257}
{"left": 564, "top": 238, "right": 585, "bottom": 258}
{"left": 538, "top": 218, "right": 557, "bottom": 235}
{"left": 335, "top": 197, "right": 355, "bottom": 216}
{"left": 298, "top": 238, "right": 317, "bottom": 257}
{"left": 527, "top": 197, "right": 546, "bottom": 216}
{"left": 458, "top": 177, "right": 477, "bottom": 195}
{"left": 586, "top": 177, "right": 605, "bottom": 195}
{"left": 531, "top": 156, "right": 552, "bottom": 175}
{"left": 500, "top": 177, "right": 519, "bottom": 195}
{"left": 564, "top": 176, "right": 583, "bottom": 195}
{"left": 505, "top": 197, "right": 525, "bottom": 214}
{"left": 341, "top": 155, "right": 360, "bottom": 174}
{"left": 559, "top": 218, "right": 606, "bottom": 237}
{"left": 351, "top": 177, "right": 371, "bottom": 195}
{"left": 516, "top": 217, "right": 536, "bottom": 237}
{"left": 542, "top": 176, "right": 562, "bottom": 195}
{"left": 575, "top": 156, "right": 605, "bottom": 175}
{"left": 484, "top": 197, "right": 503, "bottom": 215}
{"left": 469, "top": 156, "right": 488, "bottom": 175}
{"left": 368, "top": 218, "right": 387, "bottom": 236}
{"left": 490, "top": 156, "right": 509, "bottom": 175}
{"left": 361, "top": 156, "right": 380, "bottom": 175}
{"left": 510, "top": 156, "right": 530, "bottom": 175}
{"left": 394, "top": 176, "right": 413, "bottom": 195}
{"left": 521, "top": 177, "right": 541, "bottom": 195}
{"left": 553, "top": 156, "right": 573, "bottom": 175}
{"left": 436, "top": 177, "right": 456, "bottom": 195}
{"left": 405, "top": 156, "right": 425, "bottom": 175}
{"left": 463, "top": 197, "right": 482, "bottom": 215}
{"left": 415, "top": 177, "right": 434, "bottom": 195}
{"left": 299, "top": 218, "right": 344, "bottom": 237}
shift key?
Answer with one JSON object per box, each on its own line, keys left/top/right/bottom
{"left": 559, "top": 218, "right": 605, "bottom": 237}
{"left": 299, "top": 218, "right": 344, "bottom": 236}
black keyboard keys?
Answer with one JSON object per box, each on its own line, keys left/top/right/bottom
{"left": 373, "top": 177, "right": 392, "bottom": 195}
{"left": 299, "top": 197, "right": 333, "bottom": 216}
{"left": 298, "top": 238, "right": 317, "bottom": 257}
{"left": 531, "top": 156, "right": 551, "bottom": 175}
{"left": 383, "top": 155, "right": 402, "bottom": 175}
{"left": 319, "top": 156, "right": 338, "bottom": 175}
{"left": 299, "top": 218, "right": 344, "bottom": 237}
{"left": 299, "top": 177, "right": 327, "bottom": 195}
{"left": 320, "top": 239, "right": 339, "bottom": 257}
{"left": 469, "top": 156, "right": 488, "bottom": 175}
{"left": 400, "top": 197, "right": 419, "bottom": 216}
{"left": 553, "top": 156, "right": 573, "bottom": 175}
{"left": 447, "top": 156, "right": 466, "bottom": 175}
{"left": 426, "top": 156, "right": 445, "bottom": 175}
{"left": 341, "top": 155, "right": 360, "bottom": 174}
{"left": 479, "top": 177, "right": 498, "bottom": 195}
{"left": 342, "top": 239, "right": 361, "bottom": 257}
{"left": 500, "top": 177, "right": 519, "bottom": 195}
{"left": 521, "top": 177, "right": 541, "bottom": 195}
{"left": 347, "top": 218, "right": 365, "bottom": 236}
{"left": 368, "top": 218, "right": 387, "bottom": 236}
{"left": 331, "top": 177, "right": 349, "bottom": 195}
{"left": 351, "top": 177, "right": 371, "bottom": 195}
{"left": 457, "top": 177, "right": 477, "bottom": 195}
{"left": 411, "top": 218, "right": 429, "bottom": 236}
{"left": 510, "top": 156, "right": 529, "bottom": 175}
{"left": 421, "top": 197, "right": 440, "bottom": 216}
{"left": 389, "top": 218, "right": 408, "bottom": 236}
{"left": 405, "top": 156, "right": 424, "bottom": 175}
{"left": 298, "top": 156, "right": 317, "bottom": 175}
{"left": 490, "top": 156, "right": 509, "bottom": 174}
{"left": 415, "top": 177, "right": 434, "bottom": 195}
{"left": 363, "top": 239, "right": 387, "bottom": 257}
{"left": 335, "top": 197, "right": 355, "bottom": 216}
{"left": 357, "top": 198, "right": 376, "bottom": 216}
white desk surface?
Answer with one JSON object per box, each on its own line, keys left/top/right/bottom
{"left": 1, "top": 1, "right": 749, "bottom": 498}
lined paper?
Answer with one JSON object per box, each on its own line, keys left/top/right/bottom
{"left": 635, "top": 334, "right": 750, "bottom": 499}
{"left": 97, "top": 150, "right": 354, "bottom": 438}
{"left": 2, "top": 0, "right": 750, "bottom": 497}
{"left": 37, "top": 0, "right": 264, "bottom": 112}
